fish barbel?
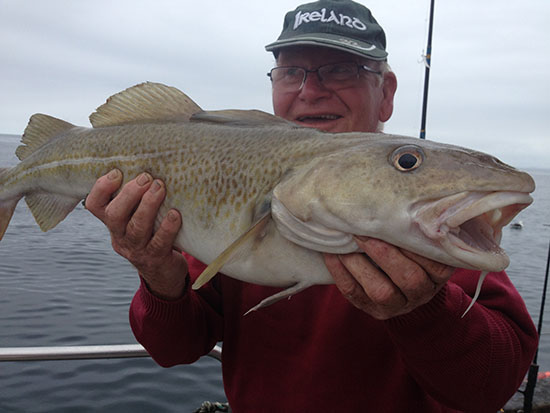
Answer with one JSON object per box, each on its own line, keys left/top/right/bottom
{"left": 0, "top": 82, "right": 535, "bottom": 312}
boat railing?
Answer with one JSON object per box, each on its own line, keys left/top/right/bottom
{"left": 0, "top": 343, "right": 222, "bottom": 362}
{"left": 0, "top": 342, "right": 543, "bottom": 412}
{"left": 0, "top": 344, "right": 228, "bottom": 412}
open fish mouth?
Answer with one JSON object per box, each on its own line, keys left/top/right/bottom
{"left": 414, "top": 191, "right": 533, "bottom": 271}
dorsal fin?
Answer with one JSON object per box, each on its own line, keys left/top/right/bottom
{"left": 16, "top": 114, "right": 75, "bottom": 161}
{"left": 89, "top": 82, "right": 202, "bottom": 128}
{"left": 191, "top": 109, "right": 301, "bottom": 128}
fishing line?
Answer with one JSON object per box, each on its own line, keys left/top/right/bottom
{"left": 414, "top": 0, "right": 432, "bottom": 136}
{"left": 536, "top": 241, "right": 550, "bottom": 354}
{"left": 419, "top": 0, "right": 435, "bottom": 140}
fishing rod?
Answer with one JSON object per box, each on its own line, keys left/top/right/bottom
{"left": 420, "top": 0, "right": 435, "bottom": 140}
{"left": 520, "top": 240, "right": 550, "bottom": 412}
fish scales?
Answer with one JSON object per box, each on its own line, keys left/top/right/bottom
{"left": 0, "top": 82, "right": 535, "bottom": 313}
{"left": 3, "top": 111, "right": 361, "bottom": 252}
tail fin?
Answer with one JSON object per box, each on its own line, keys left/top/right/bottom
{"left": 2, "top": 114, "right": 80, "bottom": 237}
{"left": 0, "top": 199, "right": 18, "bottom": 241}
{"left": 0, "top": 166, "right": 81, "bottom": 238}
{"left": 0, "top": 168, "right": 18, "bottom": 241}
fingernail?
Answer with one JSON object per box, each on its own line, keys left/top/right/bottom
{"left": 107, "top": 169, "right": 121, "bottom": 181}
{"left": 137, "top": 172, "right": 152, "bottom": 186}
{"left": 149, "top": 180, "right": 162, "bottom": 193}
{"left": 167, "top": 210, "right": 178, "bottom": 222}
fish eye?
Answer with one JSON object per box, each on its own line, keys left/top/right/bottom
{"left": 390, "top": 145, "right": 424, "bottom": 172}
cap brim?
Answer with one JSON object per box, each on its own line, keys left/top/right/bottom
{"left": 265, "top": 34, "right": 387, "bottom": 60}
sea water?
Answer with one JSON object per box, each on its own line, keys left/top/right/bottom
{"left": 0, "top": 135, "right": 224, "bottom": 412}
{"left": 0, "top": 133, "right": 549, "bottom": 412}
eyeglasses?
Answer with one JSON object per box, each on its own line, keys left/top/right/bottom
{"left": 267, "top": 61, "right": 382, "bottom": 92}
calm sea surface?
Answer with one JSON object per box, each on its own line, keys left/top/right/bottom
{"left": 0, "top": 133, "right": 549, "bottom": 412}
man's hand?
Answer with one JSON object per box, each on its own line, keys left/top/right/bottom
{"left": 324, "top": 236, "right": 455, "bottom": 320}
{"left": 85, "top": 169, "right": 188, "bottom": 300}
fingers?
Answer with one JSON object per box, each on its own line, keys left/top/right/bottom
{"left": 85, "top": 169, "right": 123, "bottom": 221}
{"left": 107, "top": 172, "right": 158, "bottom": 240}
{"left": 149, "top": 209, "right": 183, "bottom": 255}
{"left": 324, "top": 253, "right": 362, "bottom": 298}
{"left": 354, "top": 237, "right": 436, "bottom": 304}
{"left": 135, "top": 209, "right": 188, "bottom": 301}
{"left": 400, "top": 249, "right": 455, "bottom": 285}
{"left": 337, "top": 252, "right": 406, "bottom": 309}
{"left": 325, "top": 236, "right": 455, "bottom": 319}
{"left": 123, "top": 176, "right": 165, "bottom": 248}
{"left": 87, "top": 170, "right": 165, "bottom": 243}
{"left": 85, "top": 170, "right": 188, "bottom": 300}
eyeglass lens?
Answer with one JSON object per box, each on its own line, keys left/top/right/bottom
{"left": 269, "top": 62, "right": 377, "bottom": 92}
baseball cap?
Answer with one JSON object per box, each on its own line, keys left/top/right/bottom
{"left": 265, "top": 0, "right": 387, "bottom": 60}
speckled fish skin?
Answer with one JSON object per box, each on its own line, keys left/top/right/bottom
{"left": 0, "top": 82, "right": 370, "bottom": 292}
{"left": 0, "top": 83, "right": 535, "bottom": 309}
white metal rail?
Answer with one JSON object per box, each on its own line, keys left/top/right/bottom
{"left": 0, "top": 344, "right": 222, "bottom": 362}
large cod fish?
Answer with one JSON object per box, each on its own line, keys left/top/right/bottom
{"left": 0, "top": 82, "right": 535, "bottom": 312}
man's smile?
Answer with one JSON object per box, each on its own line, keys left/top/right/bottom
{"left": 294, "top": 113, "right": 343, "bottom": 128}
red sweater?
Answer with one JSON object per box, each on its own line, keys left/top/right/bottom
{"left": 130, "top": 255, "right": 538, "bottom": 412}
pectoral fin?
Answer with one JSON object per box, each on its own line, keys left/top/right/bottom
{"left": 192, "top": 213, "right": 271, "bottom": 290}
{"left": 244, "top": 281, "right": 313, "bottom": 315}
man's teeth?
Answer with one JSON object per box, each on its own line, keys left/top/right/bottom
{"left": 298, "top": 115, "right": 340, "bottom": 121}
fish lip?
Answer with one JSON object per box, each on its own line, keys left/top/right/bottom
{"left": 413, "top": 191, "right": 533, "bottom": 270}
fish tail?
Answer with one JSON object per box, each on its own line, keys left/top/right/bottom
{"left": 1, "top": 114, "right": 80, "bottom": 239}
{"left": 0, "top": 168, "right": 19, "bottom": 241}
{"left": 0, "top": 165, "right": 81, "bottom": 237}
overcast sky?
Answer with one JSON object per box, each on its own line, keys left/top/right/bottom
{"left": 1, "top": 0, "right": 548, "bottom": 168}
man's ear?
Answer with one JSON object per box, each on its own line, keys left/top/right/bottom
{"left": 379, "top": 71, "right": 397, "bottom": 122}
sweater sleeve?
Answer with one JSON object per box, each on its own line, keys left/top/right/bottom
{"left": 384, "top": 269, "right": 538, "bottom": 412}
{"left": 129, "top": 255, "right": 223, "bottom": 367}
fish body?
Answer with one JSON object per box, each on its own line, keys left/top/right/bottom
{"left": 0, "top": 82, "right": 535, "bottom": 310}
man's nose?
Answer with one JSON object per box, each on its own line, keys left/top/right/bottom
{"left": 298, "top": 71, "right": 331, "bottom": 100}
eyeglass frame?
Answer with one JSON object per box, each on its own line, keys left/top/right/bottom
{"left": 267, "top": 61, "right": 383, "bottom": 92}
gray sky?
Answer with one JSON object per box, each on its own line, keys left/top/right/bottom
{"left": 1, "top": 0, "right": 548, "bottom": 168}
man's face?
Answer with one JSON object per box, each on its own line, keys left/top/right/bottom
{"left": 272, "top": 46, "right": 397, "bottom": 133}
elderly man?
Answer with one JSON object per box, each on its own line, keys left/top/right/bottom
{"left": 86, "top": 1, "right": 537, "bottom": 411}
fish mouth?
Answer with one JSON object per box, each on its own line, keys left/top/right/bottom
{"left": 413, "top": 191, "right": 533, "bottom": 271}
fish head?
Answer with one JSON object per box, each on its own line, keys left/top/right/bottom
{"left": 271, "top": 134, "right": 535, "bottom": 272}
